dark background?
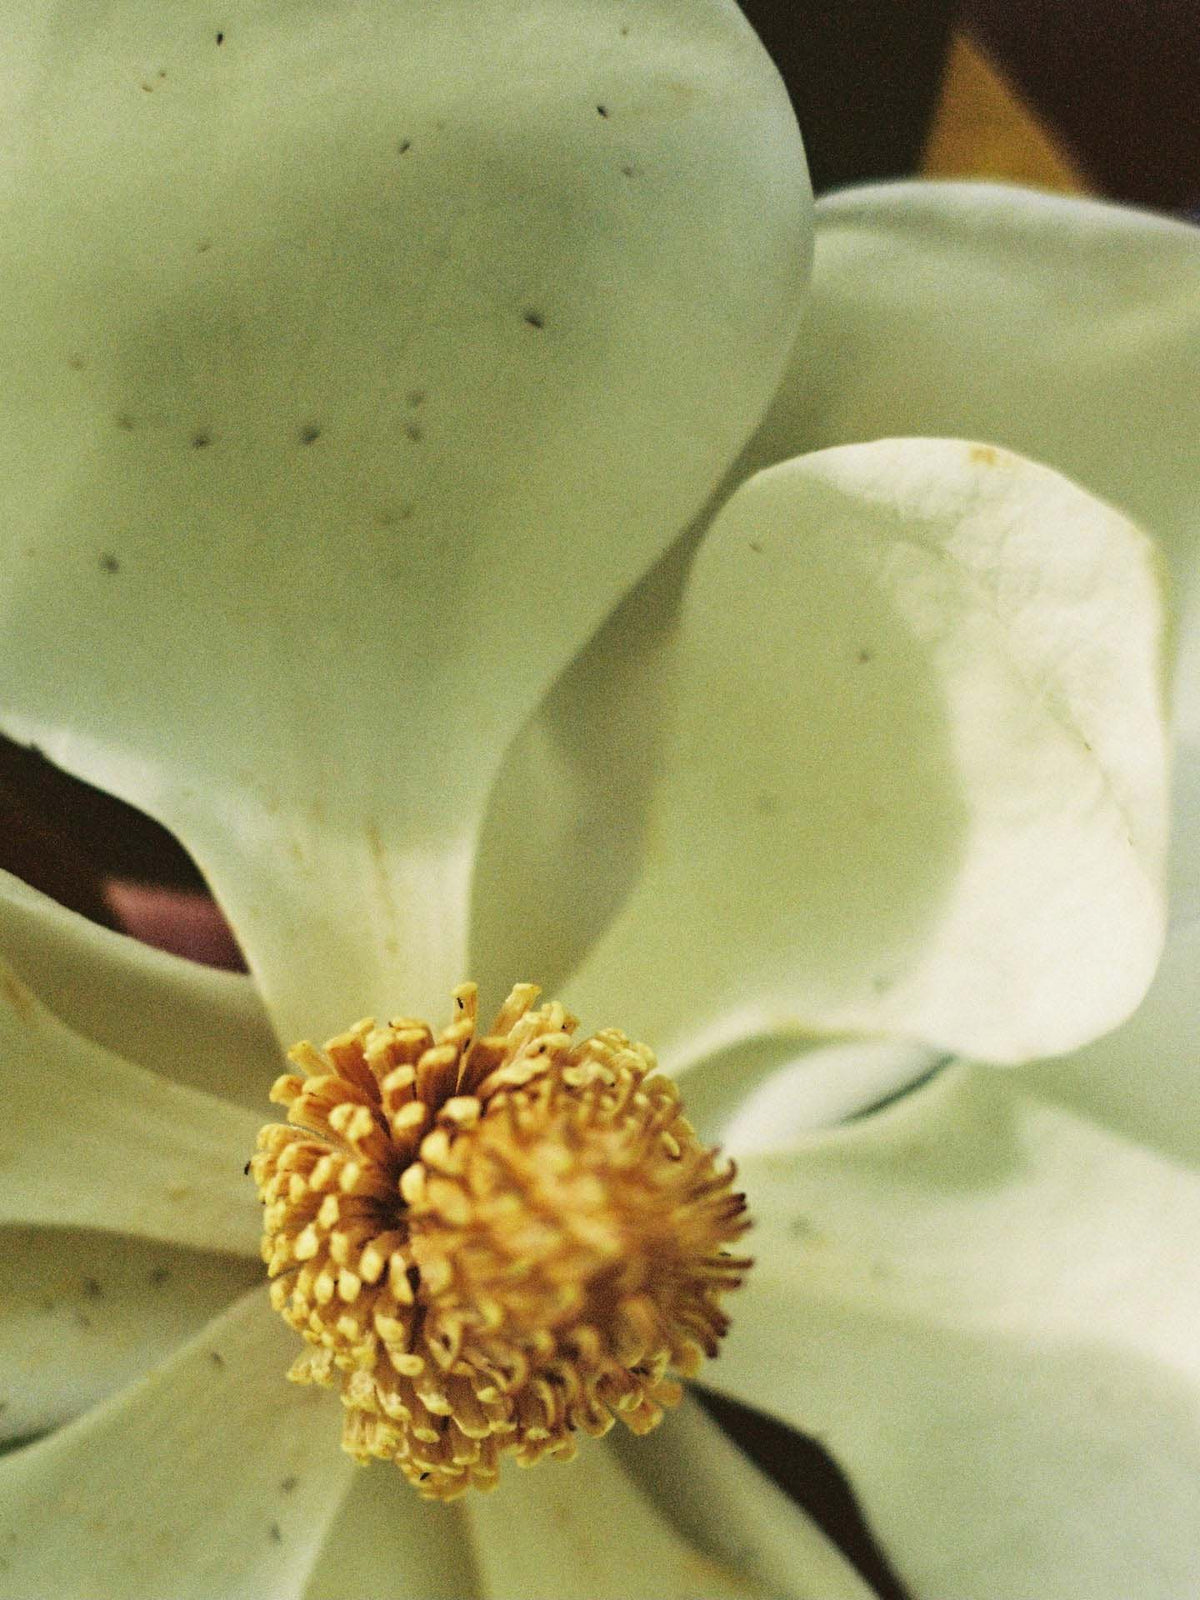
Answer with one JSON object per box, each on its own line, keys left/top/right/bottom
{"left": 742, "top": 0, "right": 1199, "bottom": 210}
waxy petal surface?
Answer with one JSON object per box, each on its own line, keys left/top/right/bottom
{"left": 0, "top": 1290, "right": 351, "bottom": 1600}
{"left": 750, "top": 183, "right": 1200, "bottom": 622}
{"left": 0, "top": 0, "right": 810, "bottom": 1039}
{"left": 0, "top": 868, "right": 278, "bottom": 1111}
{"left": 1017, "top": 914, "right": 1200, "bottom": 1169}
{"left": 301, "top": 1470, "right": 474, "bottom": 1600}
{"left": 2, "top": 954, "right": 260, "bottom": 1254}
{"left": 755, "top": 180, "right": 1200, "bottom": 915}
{"left": 708, "top": 1066, "right": 1200, "bottom": 1600}
{"left": 564, "top": 438, "right": 1168, "bottom": 1066}
{"left": 0, "top": 1225, "right": 257, "bottom": 1444}
{"left": 609, "top": 1397, "right": 878, "bottom": 1600}
{"left": 467, "top": 1427, "right": 763, "bottom": 1600}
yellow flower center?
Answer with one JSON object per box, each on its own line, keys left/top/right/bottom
{"left": 250, "top": 983, "right": 750, "bottom": 1500}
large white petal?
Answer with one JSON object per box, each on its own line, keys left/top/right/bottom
{"left": 470, "top": 530, "right": 696, "bottom": 1012}
{"left": 599, "top": 1021, "right": 939, "bottom": 1154}
{"left": 305, "top": 1399, "right": 874, "bottom": 1600}
{"left": 0, "top": 1289, "right": 352, "bottom": 1600}
{"left": 0, "top": 1225, "right": 257, "bottom": 1444}
{"left": 0, "top": 867, "right": 279, "bottom": 1111}
{"left": 0, "top": 0, "right": 809, "bottom": 1040}
{"left": 466, "top": 1431, "right": 758, "bottom": 1599}
{"left": 1173, "top": 613, "right": 1200, "bottom": 920}
{"left": 2, "top": 955, "right": 260, "bottom": 1253}
{"left": 708, "top": 1037, "right": 943, "bottom": 1157}
{"left": 610, "top": 1395, "right": 878, "bottom": 1600}
{"left": 301, "top": 1470, "right": 475, "bottom": 1600}
{"left": 304, "top": 1400, "right": 878, "bottom": 1600}
{"left": 754, "top": 180, "right": 1200, "bottom": 919}
{"left": 707, "top": 1065, "right": 1200, "bottom": 1600}
{"left": 750, "top": 183, "right": 1200, "bottom": 621}
{"left": 563, "top": 437, "right": 1168, "bottom": 1066}
{"left": 1014, "top": 914, "right": 1200, "bottom": 1169}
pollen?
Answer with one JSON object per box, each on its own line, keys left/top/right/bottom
{"left": 250, "top": 983, "right": 750, "bottom": 1500}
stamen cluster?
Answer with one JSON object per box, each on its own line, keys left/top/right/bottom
{"left": 250, "top": 983, "right": 750, "bottom": 1499}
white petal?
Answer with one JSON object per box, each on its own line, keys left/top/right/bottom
{"left": 471, "top": 533, "right": 694, "bottom": 1010}
{"left": 0, "top": 0, "right": 809, "bottom": 1039}
{"left": 0, "top": 867, "right": 279, "bottom": 1112}
{"left": 711, "top": 1037, "right": 943, "bottom": 1157}
{"left": 709, "top": 1066, "right": 1200, "bottom": 1600}
{"left": 0, "top": 1289, "right": 353, "bottom": 1600}
{"left": 2, "top": 956, "right": 260, "bottom": 1254}
{"left": 616, "top": 1022, "right": 938, "bottom": 1153}
{"left": 305, "top": 1402, "right": 871, "bottom": 1600}
{"left": 564, "top": 437, "right": 1168, "bottom": 1066}
{"left": 1015, "top": 914, "right": 1200, "bottom": 1169}
{"left": 610, "top": 1395, "right": 879, "bottom": 1600}
{"left": 751, "top": 182, "right": 1200, "bottom": 621}
{"left": 0, "top": 1225, "right": 257, "bottom": 1444}
{"left": 301, "top": 1470, "right": 475, "bottom": 1600}
{"left": 756, "top": 180, "right": 1200, "bottom": 921}
{"left": 1168, "top": 637, "right": 1200, "bottom": 921}
{"left": 465, "top": 1434, "right": 761, "bottom": 1600}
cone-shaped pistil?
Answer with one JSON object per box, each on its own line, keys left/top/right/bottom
{"left": 250, "top": 984, "right": 750, "bottom": 1499}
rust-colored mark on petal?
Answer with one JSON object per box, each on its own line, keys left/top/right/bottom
{"left": 969, "top": 444, "right": 1002, "bottom": 467}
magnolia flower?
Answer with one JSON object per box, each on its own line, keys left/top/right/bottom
{"left": 1, "top": 3, "right": 1199, "bottom": 1597}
